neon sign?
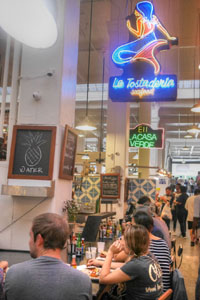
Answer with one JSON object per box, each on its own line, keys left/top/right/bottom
{"left": 129, "top": 124, "right": 164, "bottom": 149}
{"left": 109, "top": 1, "right": 178, "bottom": 102}
{"left": 110, "top": 74, "right": 177, "bottom": 102}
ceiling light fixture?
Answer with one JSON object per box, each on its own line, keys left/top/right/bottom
{"left": 0, "top": 0, "right": 57, "bottom": 48}
{"left": 81, "top": 153, "right": 90, "bottom": 160}
{"left": 187, "top": 125, "right": 200, "bottom": 134}
{"left": 182, "top": 146, "right": 190, "bottom": 151}
{"left": 184, "top": 133, "right": 193, "bottom": 138}
{"left": 75, "top": 0, "right": 96, "bottom": 131}
{"left": 76, "top": 116, "right": 96, "bottom": 131}
{"left": 191, "top": 102, "right": 200, "bottom": 113}
{"left": 182, "top": 139, "right": 190, "bottom": 151}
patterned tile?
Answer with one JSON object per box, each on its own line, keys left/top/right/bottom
{"left": 72, "top": 175, "right": 100, "bottom": 213}
{"left": 127, "top": 179, "right": 156, "bottom": 203}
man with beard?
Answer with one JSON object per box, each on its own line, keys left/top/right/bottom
{"left": 5, "top": 213, "right": 92, "bottom": 300}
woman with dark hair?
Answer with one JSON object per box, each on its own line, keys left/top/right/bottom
{"left": 175, "top": 185, "right": 188, "bottom": 238}
{"left": 133, "top": 211, "right": 172, "bottom": 292}
{"left": 112, "top": 1, "right": 177, "bottom": 74}
{"left": 99, "top": 225, "right": 163, "bottom": 300}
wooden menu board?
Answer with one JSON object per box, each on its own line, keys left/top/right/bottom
{"left": 8, "top": 125, "right": 56, "bottom": 180}
{"left": 59, "top": 125, "right": 77, "bottom": 180}
{"left": 100, "top": 173, "right": 120, "bottom": 199}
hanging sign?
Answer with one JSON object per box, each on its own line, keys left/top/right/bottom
{"left": 109, "top": 1, "right": 178, "bottom": 102}
{"left": 129, "top": 123, "right": 164, "bottom": 149}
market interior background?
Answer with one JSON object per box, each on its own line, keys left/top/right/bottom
{"left": 0, "top": 0, "right": 200, "bottom": 299}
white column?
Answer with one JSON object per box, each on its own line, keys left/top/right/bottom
{"left": 0, "top": 36, "right": 11, "bottom": 138}
{"left": 150, "top": 103, "right": 160, "bottom": 176}
{"left": 0, "top": 0, "right": 80, "bottom": 250}
{"left": 138, "top": 103, "right": 151, "bottom": 179}
{"left": 105, "top": 0, "right": 130, "bottom": 219}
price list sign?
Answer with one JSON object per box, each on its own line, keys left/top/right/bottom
{"left": 100, "top": 173, "right": 120, "bottom": 199}
{"left": 59, "top": 125, "right": 78, "bottom": 180}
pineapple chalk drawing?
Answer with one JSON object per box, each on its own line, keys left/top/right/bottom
{"left": 23, "top": 132, "right": 47, "bottom": 167}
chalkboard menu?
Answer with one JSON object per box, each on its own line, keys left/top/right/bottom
{"left": 59, "top": 125, "right": 77, "bottom": 180}
{"left": 100, "top": 173, "right": 120, "bottom": 199}
{"left": 8, "top": 125, "right": 56, "bottom": 180}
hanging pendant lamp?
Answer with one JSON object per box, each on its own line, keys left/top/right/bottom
{"left": 76, "top": 116, "right": 96, "bottom": 131}
{"left": 187, "top": 125, "right": 200, "bottom": 134}
{"left": 184, "top": 133, "right": 193, "bottom": 138}
{"left": 191, "top": 102, "right": 200, "bottom": 113}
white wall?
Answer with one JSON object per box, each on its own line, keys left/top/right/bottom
{"left": 0, "top": 0, "right": 80, "bottom": 250}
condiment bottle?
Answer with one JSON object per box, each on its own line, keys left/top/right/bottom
{"left": 81, "top": 238, "right": 85, "bottom": 254}
{"left": 71, "top": 255, "right": 77, "bottom": 269}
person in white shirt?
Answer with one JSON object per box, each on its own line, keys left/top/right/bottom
{"left": 185, "top": 189, "right": 200, "bottom": 246}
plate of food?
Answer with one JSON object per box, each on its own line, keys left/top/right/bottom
{"left": 79, "top": 266, "right": 101, "bottom": 281}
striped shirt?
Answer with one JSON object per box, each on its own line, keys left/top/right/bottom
{"left": 149, "top": 238, "right": 172, "bottom": 292}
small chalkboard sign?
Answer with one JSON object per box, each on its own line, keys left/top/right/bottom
{"left": 59, "top": 125, "right": 77, "bottom": 180}
{"left": 8, "top": 125, "right": 56, "bottom": 180}
{"left": 100, "top": 173, "right": 120, "bottom": 199}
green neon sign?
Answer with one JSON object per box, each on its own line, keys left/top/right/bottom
{"left": 129, "top": 123, "right": 164, "bottom": 149}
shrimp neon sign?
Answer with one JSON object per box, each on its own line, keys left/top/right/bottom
{"left": 109, "top": 1, "right": 178, "bottom": 102}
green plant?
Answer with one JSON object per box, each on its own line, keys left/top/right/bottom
{"left": 62, "top": 199, "right": 79, "bottom": 222}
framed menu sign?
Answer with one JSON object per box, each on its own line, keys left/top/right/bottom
{"left": 8, "top": 125, "right": 56, "bottom": 180}
{"left": 59, "top": 125, "right": 77, "bottom": 180}
{"left": 100, "top": 173, "right": 120, "bottom": 199}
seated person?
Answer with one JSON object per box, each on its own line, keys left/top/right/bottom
{"left": 92, "top": 212, "right": 171, "bottom": 293}
{"left": 5, "top": 213, "right": 92, "bottom": 300}
{"left": 0, "top": 261, "right": 8, "bottom": 300}
{"left": 136, "top": 196, "right": 171, "bottom": 249}
{"left": 133, "top": 211, "right": 172, "bottom": 292}
{"left": 99, "top": 224, "right": 163, "bottom": 300}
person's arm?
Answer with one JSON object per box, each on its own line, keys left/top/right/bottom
{"left": 153, "top": 15, "right": 177, "bottom": 40}
{"left": 0, "top": 262, "right": 8, "bottom": 274}
{"left": 99, "top": 242, "right": 131, "bottom": 284}
{"left": 87, "top": 259, "right": 124, "bottom": 269}
{"left": 127, "top": 17, "right": 144, "bottom": 37}
{"left": 113, "top": 250, "right": 128, "bottom": 262}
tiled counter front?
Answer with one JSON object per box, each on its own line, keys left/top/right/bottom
{"left": 127, "top": 178, "right": 156, "bottom": 205}
{"left": 73, "top": 175, "right": 100, "bottom": 213}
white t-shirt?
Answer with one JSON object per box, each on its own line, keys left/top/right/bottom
{"left": 185, "top": 195, "right": 195, "bottom": 221}
{"left": 193, "top": 195, "right": 200, "bottom": 218}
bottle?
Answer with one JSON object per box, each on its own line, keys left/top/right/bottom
{"left": 67, "top": 238, "right": 71, "bottom": 255}
{"left": 109, "top": 226, "right": 113, "bottom": 239}
{"left": 116, "top": 222, "right": 119, "bottom": 237}
{"left": 103, "top": 224, "right": 107, "bottom": 239}
{"left": 81, "top": 238, "right": 85, "bottom": 255}
{"left": 76, "top": 233, "right": 82, "bottom": 256}
{"left": 71, "top": 255, "right": 77, "bottom": 269}
{"left": 71, "top": 232, "right": 76, "bottom": 254}
{"left": 99, "top": 225, "right": 103, "bottom": 240}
